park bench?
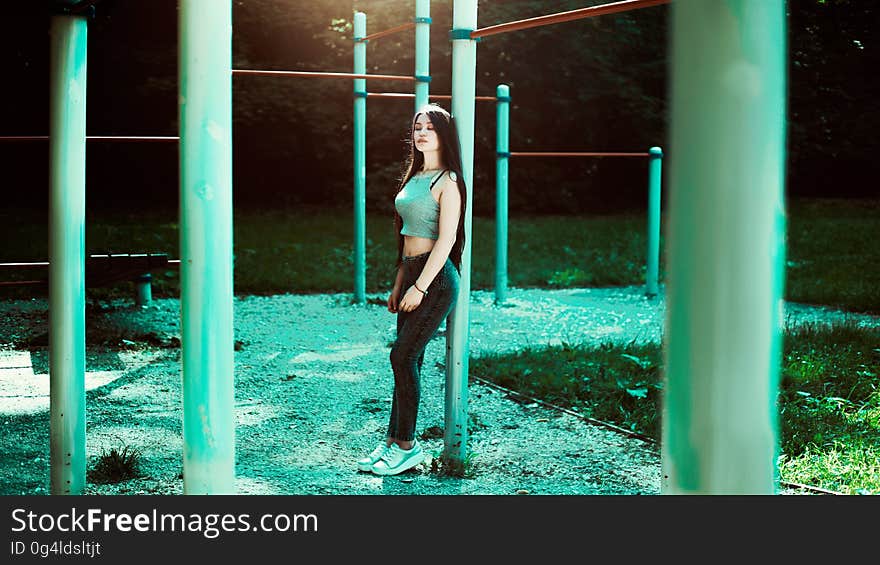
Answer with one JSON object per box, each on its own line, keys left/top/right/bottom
{"left": 0, "top": 253, "right": 179, "bottom": 306}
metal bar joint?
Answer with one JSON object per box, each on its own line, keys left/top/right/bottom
{"left": 449, "top": 28, "right": 479, "bottom": 41}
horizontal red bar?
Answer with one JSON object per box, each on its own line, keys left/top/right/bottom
{"left": 366, "top": 92, "right": 496, "bottom": 102}
{"left": 509, "top": 152, "right": 651, "bottom": 157}
{"left": 473, "top": 0, "right": 670, "bottom": 39}
{"left": 233, "top": 69, "right": 415, "bottom": 82}
{"left": 362, "top": 21, "right": 416, "bottom": 42}
{"left": 0, "top": 280, "right": 44, "bottom": 286}
{"left": 0, "top": 136, "right": 178, "bottom": 142}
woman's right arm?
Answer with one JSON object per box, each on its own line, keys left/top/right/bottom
{"left": 387, "top": 264, "right": 405, "bottom": 313}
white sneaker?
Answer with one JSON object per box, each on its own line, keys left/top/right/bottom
{"left": 371, "top": 441, "right": 425, "bottom": 476}
{"left": 357, "top": 443, "right": 389, "bottom": 472}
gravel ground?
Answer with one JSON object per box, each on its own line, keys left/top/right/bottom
{"left": 2, "top": 286, "right": 878, "bottom": 496}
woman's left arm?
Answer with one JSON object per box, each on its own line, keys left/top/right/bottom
{"left": 398, "top": 172, "right": 461, "bottom": 311}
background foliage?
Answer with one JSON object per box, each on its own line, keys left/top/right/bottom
{"left": 2, "top": 0, "right": 877, "bottom": 214}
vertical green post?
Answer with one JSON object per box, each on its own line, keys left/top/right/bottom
{"left": 662, "top": 0, "right": 787, "bottom": 494}
{"left": 645, "top": 146, "right": 663, "bottom": 297}
{"left": 445, "top": 0, "right": 478, "bottom": 466}
{"left": 135, "top": 273, "right": 153, "bottom": 307}
{"left": 179, "top": 0, "right": 235, "bottom": 494}
{"left": 494, "top": 84, "right": 510, "bottom": 306}
{"left": 414, "top": 0, "right": 430, "bottom": 110}
{"left": 48, "top": 13, "right": 88, "bottom": 496}
{"left": 353, "top": 12, "right": 367, "bottom": 305}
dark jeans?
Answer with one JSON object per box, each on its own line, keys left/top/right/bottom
{"left": 387, "top": 251, "right": 460, "bottom": 442}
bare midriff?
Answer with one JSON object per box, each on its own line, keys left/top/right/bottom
{"left": 402, "top": 235, "right": 436, "bottom": 258}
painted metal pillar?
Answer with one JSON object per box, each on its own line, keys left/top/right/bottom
{"left": 645, "top": 146, "right": 663, "bottom": 297}
{"left": 494, "top": 84, "right": 510, "bottom": 305}
{"left": 445, "top": 0, "right": 478, "bottom": 466}
{"left": 414, "top": 0, "right": 431, "bottom": 110}
{"left": 48, "top": 13, "right": 88, "bottom": 496}
{"left": 353, "top": 12, "right": 367, "bottom": 305}
{"left": 179, "top": 0, "right": 235, "bottom": 494}
{"left": 135, "top": 273, "right": 153, "bottom": 307}
{"left": 662, "top": 0, "right": 787, "bottom": 494}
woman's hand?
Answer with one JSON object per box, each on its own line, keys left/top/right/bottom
{"left": 387, "top": 286, "right": 402, "bottom": 313}
{"left": 397, "top": 285, "right": 426, "bottom": 312}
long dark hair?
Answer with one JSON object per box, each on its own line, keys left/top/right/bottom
{"left": 393, "top": 104, "right": 467, "bottom": 271}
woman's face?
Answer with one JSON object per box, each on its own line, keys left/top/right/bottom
{"left": 412, "top": 113, "right": 440, "bottom": 155}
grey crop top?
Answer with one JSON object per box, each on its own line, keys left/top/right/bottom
{"left": 395, "top": 170, "right": 447, "bottom": 239}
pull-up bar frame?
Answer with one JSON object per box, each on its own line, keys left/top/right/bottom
{"left": 494, "top": 85, "right": 663, "bottom": 304}
{"left": 35, "top": 0, "right": 783, "bottom": 497}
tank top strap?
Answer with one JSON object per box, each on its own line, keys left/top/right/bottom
{"left": 428, "top": 169, "right": 447, "bottom": 190}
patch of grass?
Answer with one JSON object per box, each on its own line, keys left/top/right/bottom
{"left": 1, "top": 199, "right": 876, "bottom": 313}
{"left": 777, "top": 321, "right": 880, "bottom": 493}
{"left": 471, "top": 322, "right": 880, "bottom": 494}
{"left": 778, "top": 440, "right": 880, "bottom": 496}
{"left": 786, "top": 198, "right": 880, "bottom": 313}
{"left": 430, "top": 450, "right": 477, "bottom": 479}
{"left": 87, "top": 446, "right": 143, "bottom": 484}
{"left": 498, "top": 215, "right": 653, "bottom": 290}
{"left": 471, "top": 340, "right": 663, "bottom": 440}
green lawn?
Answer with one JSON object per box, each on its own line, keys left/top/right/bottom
{"left": 2, "top": 197, "right": 877, "bottom": 313}
{"left": 785, "top": 198, "right": 880, "bottom": 313}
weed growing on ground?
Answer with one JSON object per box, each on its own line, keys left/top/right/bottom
{"left": 430, "top": 450, "right": 477, "bottom": 479}
{"left": 87, "top": 446, "right": 143, "bottom": 484}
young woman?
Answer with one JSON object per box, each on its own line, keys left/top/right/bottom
{"left": 357, "top": 104, "right": 467, "bottom": 476}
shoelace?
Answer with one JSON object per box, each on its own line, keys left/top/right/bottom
{"left": 379, "top": 445, "right": 399, "bottom": 463}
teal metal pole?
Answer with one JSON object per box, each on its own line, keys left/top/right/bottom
{"left": 179, "top": 0, "right": 235, "bottom": 494}
{"left": 353, "top": 12, "right": 367, "bottom": 305}
{"left": 645, "top": 146, "right": 662, "bottom": 297}
{"left": 495, "top": 84, "right": 510, "bottom": 306}
{"left": 135, "top": 273, "right": 152, "bottom": 307}
{"left": 662, "top": 0, "right": 787, "bottom": 494}
{"left": 48, "top": 13, "right": 88, "bottom": 496}
{"left": 414, "top": 0, "right": 430, "bottom": 110}
{"left": 445, "top": 0, "right": 478, "bottom": 466}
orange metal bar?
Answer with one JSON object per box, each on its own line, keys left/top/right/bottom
{"left": 362, "top": 21, "right": 416, "bottom": 42}
{"left": 0, "top": 281, "right": 45, "bottom": 286}
{"left": 366, "top": 92, "right": 496, "bottom": 101}
{"left": 86, "top": 136, "right": 178, "bottom": 142}
{"left": 510, "top": 151, "right": 651, "bottom": 157}
{"left": 0, "top": 136, "right": 50, "bottom": 141}
{"left": 430, "top": 94, "right": 497, "bottom": 102}
{"left": 472, "top": 0, "right": 671, "bottom": 39}
{"left": 0, "top": 136, "right": 178, "bottom": 142}
{"left": 232, "top": 69, "right": 416, "bottom": 82}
